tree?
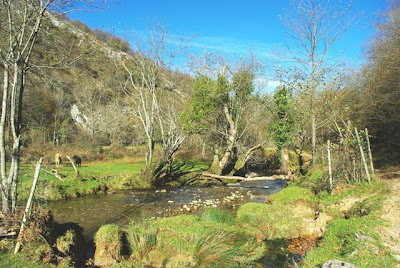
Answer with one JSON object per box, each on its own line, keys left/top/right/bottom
{"left": 281, "top": 0, "right": 354, "bottom": 168}
{"left": 122, "top": 24, "right": 189, "bottom": 184}
{"left": 183, "top": 54, "right": 263, "bottom": 176}
{"left": 0, "top": 0, "right": 109, "bottom": 214}
{"left": 354, "top": 1, "right": 400, "bottom": 156}
{"left": 271, "top": 85, "right": 294, "bottom": 174}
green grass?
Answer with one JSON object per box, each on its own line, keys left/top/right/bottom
{"left": 125, "top": 221, "right": 158, "bottom": 260}
{"left": 0, "top": 243, "right": 52, "bottom": 268}
{"left": 236, "top": 202, "right": 295, "bottom": 240}
{"left": 266, "top": 186, "right": 317, "bottom": 205}
{"left": 201, "top": 208, "right": 235, "bottom": 225}
{"left": 303, "top": 215, "right": 397, "bottom": 267}
{"left": 152, "top": 214, "right": 265, "bottom": 266}
{"left": 95, "top": 224, "right": 122, "bottom": 245}
{"left": 301, "top": 180, "right": 398, "bottom": 267}
{"left": 16, "top": 158, "right": 208, "bottom": 201}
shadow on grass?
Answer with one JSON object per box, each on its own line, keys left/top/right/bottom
{"left": 163, "top": 159, "right": 209, "bottom": 185}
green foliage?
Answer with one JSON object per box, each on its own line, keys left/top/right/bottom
{"left": 181, "top": 75, "right": 219, "bottom": 132}
{"left": 231, "top": 69, "right": 254, "bottom": 100}
{"left": 302, "top": 180, "right": 396, "bottom": 267}
{"left": 270, "top": 85, "right": 294, "bottom": 152}
{"left": 291, "top": 167, "right": 328, "bottom": 193}
{"left": 182, "top": 69, "right": 254, "bottom": 134}
{"left": 201, "top": 208, "right": 235, "bottom": 225}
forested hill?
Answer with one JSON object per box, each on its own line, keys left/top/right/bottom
{"left": 21, "top": 13, "right": 193, "bottom": 150}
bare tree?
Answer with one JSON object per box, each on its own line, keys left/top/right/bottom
{"left": 280, "top": 0, "right": 354, "bottom": 168}
{"left": 122, "top": 23, "right": 189, "bottom": 183}
{"left": 0, "top": 0, "right": 109, "bottom": 214}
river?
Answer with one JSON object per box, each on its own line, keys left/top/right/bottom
{"left": 46, "top": 179, "right": 291, "bottom": 267}
{"left": 47, "top": 179, "right": 286, "bottom": 238}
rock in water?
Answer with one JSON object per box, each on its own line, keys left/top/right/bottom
{"left": 322, "top": 260, "right": 357, "bottom": 268}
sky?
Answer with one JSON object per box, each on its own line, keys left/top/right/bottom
{"left": 68, "top": 0, "right": 386, "bottom": 89}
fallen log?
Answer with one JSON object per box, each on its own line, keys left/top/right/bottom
{"left": 201, "top": 173, "right": 277, "bottom": 181}
{"left": 201, "top": 173, "right": 245, "bottom": 181}
{"left": 243, "top": 176, "right": 277, "bottom": 181}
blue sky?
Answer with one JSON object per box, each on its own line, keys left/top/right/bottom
{"left": 69, "top": 0, "right": 386, "bottom": 88}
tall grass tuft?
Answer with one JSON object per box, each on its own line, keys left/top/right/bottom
{"left": 201, "top": 208, "right": 235, "bottom": 225}
{"left": 194, "top": 230, "right": 262, "bottom": 268}
{"left": 126, "top": 221, "right": 157, "bottom": 260}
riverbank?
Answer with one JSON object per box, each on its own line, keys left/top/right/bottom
{"left": 17, "top": 158, "right": 209, "bottom": 201}
{"left": 3, "top": 166, "right": 399, "bottom": 267}
{"left": 88, "top": 167, "right": 400, "bottom": 267}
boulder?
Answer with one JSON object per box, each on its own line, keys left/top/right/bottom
{"left": 322, "top": 259, "right": 357, "bottom": 268}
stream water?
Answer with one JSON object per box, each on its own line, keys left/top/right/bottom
{"left": 46, "top": 179, "right": 291, "bottom": 266}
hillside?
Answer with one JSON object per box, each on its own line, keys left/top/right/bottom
{"left": 19, "top": 13, "right": 193, "bottom": 153}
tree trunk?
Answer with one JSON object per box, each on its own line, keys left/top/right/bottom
{"left": 1, "top": 67, "right": 10, "bottom": 215}
{"left": 355, "top": 128, "right": 371, "bottom": 184}
{"left": 11, "top": 137, "right": 21, "bottom": 213}
{"left": 281, "top": 147, "right": 289, "bottom": 174}
{"left": 311, "top": 109, "right": 317, "bottom": 168}
{"left": 209, "top": 145, "right": 221, "bottom": 174}
{"left": 218, "top": 104, "right": 237, "bottom": 174}
{"left": 364, "top": 128, "right": 374, "bottom": 176}
{"left": 228, "top": 144, "right": 262, "bottom": 176}
{"left": 145, "top": 139, "right": 154, "bottom": 166}
{"left": 327, "top": 140, "right": 333, "bottom": 190}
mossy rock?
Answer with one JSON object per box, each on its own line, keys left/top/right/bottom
{"left": 94, "top": 224, "right": 122, "bottom": 267}
{"left": 266, "top": 186, "right": 317, "bottom": 205}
